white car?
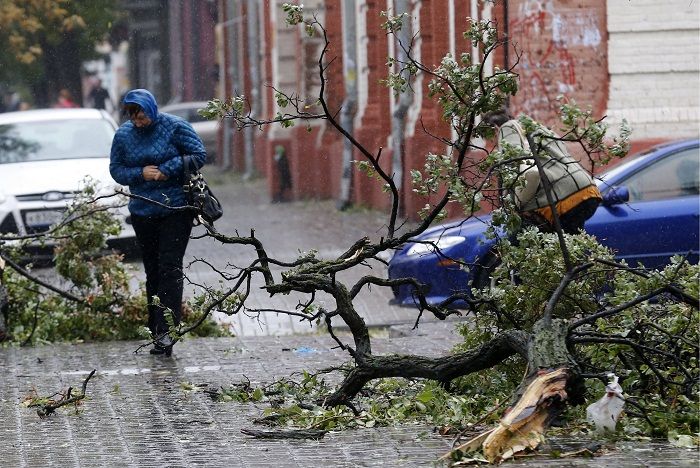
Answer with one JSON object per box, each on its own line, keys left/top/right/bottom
{"left": 160, "top": 101, "right": 218, "bottom": 161}
{"left": 0, "top": 108, "right": 137, "bottom": 257}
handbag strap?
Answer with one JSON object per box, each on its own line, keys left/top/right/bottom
{"left": 181, "top": 154, "right": 200, "bottom": 179}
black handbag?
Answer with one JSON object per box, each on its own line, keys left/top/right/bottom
{"left": 182, "top": 155, "right": 224, "bottom": 225}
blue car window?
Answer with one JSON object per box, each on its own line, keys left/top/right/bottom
{"left": 623, "top": 147, "right": 700, "bottom": 201}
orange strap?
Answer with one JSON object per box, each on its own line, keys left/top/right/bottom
{"left": 534, "top": 185, "right": 602, "bottom": 224}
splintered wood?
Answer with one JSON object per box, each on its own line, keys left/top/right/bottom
{"left": 447, "top": 367, "right": 569, "bottom": 464}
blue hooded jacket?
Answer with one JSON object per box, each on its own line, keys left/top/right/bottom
{"left": 109, "top": 89, "right": 207, "bottom": 217}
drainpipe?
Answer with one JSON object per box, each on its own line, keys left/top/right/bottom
{"left": 338, "top": 0, "right": 358, "bottom": 210}
{"left": 390, "top": 0, "right": 413, "bottom": 214}
{"left": 503, "top": 0, "right": 510, "bottom": 107}
{"left": 216, "top": 4, "right": 226, "bottom": 167}
{"left": 244, "top": 0, "right": 260, "bottom": 179}
{"left": 221, "top": 0, "right": 243, "bottom": 170}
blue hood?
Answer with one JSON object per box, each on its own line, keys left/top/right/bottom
{"left": 122, "top": 89, "right": 158, "bottom": 120}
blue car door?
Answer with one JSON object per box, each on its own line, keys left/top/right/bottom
{"left": 586, "top": 145, "right": 700, "bottom": 269}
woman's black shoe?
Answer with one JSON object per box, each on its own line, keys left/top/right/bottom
{"left": 153, "top": 335, "right": 174, "bottom": 357}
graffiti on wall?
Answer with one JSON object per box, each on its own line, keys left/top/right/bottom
{"left": 508, "top": 0, "right": 605, "bottom": 126}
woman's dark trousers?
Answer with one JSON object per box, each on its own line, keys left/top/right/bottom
{"left": 131, "top": 212, "right": 193, "bottom": 337}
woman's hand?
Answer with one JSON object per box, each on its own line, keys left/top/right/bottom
{"left": 143, "top": 165, "right": 168, "bottom": 181}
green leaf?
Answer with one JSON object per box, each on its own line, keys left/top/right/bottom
{"left": 416, "top": 388, "right": 434, "bottom": 403}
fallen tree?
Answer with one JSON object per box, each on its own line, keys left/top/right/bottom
{"left": 0, "top": 184, "right": 227, "bottom": 345}
{"left": 2, "top": 3, "right": 695, "bottom": 464}
{"left": 189, "top": 4, "right": 699, "bottom": 462}
{"left": 190, "top": 5, "right": 698, "bottom": 463}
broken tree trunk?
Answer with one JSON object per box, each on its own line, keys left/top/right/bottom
{"left": 448, "top": 318, "right": 578, "bottom": 464}
{"left": 324, "top": 329, "right": 530, "bottom": 407}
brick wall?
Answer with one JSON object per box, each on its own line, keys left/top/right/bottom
{"left": 606, "top": 0, "right": 700, "bottom": 147}
{"left": 507, "top": 0, "right": 608, "bottom": 127}
{"left": 242, "top": 0, "right": 698, "bottom": 216}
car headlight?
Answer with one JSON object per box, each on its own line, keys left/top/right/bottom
{"left": 405, "top": 236, "right": 466, "bottom": 256}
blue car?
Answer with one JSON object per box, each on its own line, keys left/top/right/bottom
{"left": 388, "top": 139, "right": 700, "bottom": 307}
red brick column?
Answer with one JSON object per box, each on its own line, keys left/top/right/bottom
{"left": 351, "top": 1, "right": 393, "bottom": 210}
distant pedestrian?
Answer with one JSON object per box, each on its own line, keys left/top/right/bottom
{"left": 483, "top": 110, "right": 602, "bottom": 234}
{"left": 272, "top": 145, "right": 292, "bottom": 202}
{"left": 109, "top": 89, "right": 207, "bottom": 356}
{"left": 3, "top": 90, "right": 21, "bottom": 112}
{"left": 54, "top": 89, "right": 79, "bottom": 108}
{"left": 88, "top": 79, "right": 112, "bottom": 111}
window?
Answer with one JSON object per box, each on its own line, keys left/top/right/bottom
{"left": 623, "top": 147, "right": 699, "bottom": 201}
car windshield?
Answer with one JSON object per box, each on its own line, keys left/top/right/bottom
{"left": 0, "top": 119, "right": 114, "bottom": 164}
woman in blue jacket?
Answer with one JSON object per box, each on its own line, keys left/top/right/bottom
{"left": 110, "top": 89, "right": 206, "bottom": 356}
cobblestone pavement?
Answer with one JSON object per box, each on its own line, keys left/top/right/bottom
{"left": 1, "top": 323, "right": 698, "bottom": 467}
{"left": 6, "top": 177, "right": 698, "bottom": 467}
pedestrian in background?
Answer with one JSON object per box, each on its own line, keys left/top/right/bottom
{"left": 109, "top": 89, "right": 207, "bottom": 356}
{"left": 54, "top": 88, "right": 79, "bottom": 108}
{"left": 3, "top": 90, "right": 21, "bottom": 112}
{"left": 88, "top": 79, "right": 112, "bottom": 111}
{"left": 483, "top": 110, "right": 602, "bottom": 234}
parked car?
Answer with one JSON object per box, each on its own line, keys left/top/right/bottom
{"left": 160, "top": 101, "right": 218, "bottom": 162}
{"left": 0, "top": 108, "right": 137, "bottom": 257}
{"left": 388, "top": 139, "right": 700, "bottom": 307}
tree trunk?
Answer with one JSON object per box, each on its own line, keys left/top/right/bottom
{"left": 325, "top": 329, "right": 529, "bottom": 406}
{"left": 450, "top": 318, "right": 580, "bottom": 464}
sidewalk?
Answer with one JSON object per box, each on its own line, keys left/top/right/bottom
{"left": 1, "top": 324, "right": 696, "bottom": 467}
{"left": 3, "top": 177, "right": 697, "bottom": 467}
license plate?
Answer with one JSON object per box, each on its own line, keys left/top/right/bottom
{"left": 24, "top": 210, "right": 65, "bottom": 227}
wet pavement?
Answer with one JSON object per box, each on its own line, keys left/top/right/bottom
{"left": 1, "top": 324, "right": 697, "bottom": 467}
{"left": 2, "top": 176, "right": 698, "bottom": 467}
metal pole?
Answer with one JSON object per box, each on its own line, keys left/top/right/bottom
{"left": 390, "top": 0, "right": 413, "bottom": 212}
{"left": 221, "top": 0, "right": 240, "bottom": 170}
{"left": 338, "top": 0, "right": 358, "bottom": 210}
{"left": 244, "top": 0, "right": 260, "bottom": 179}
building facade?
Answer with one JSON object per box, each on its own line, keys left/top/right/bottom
{"left": 118, "top": 0, "right": 218, "bottom": 106}
{"left": 214, "top": 0, "right": 699, "bottom": 216}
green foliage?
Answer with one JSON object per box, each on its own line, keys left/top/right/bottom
{"left": 403, "top": 19, "right": 520, "bottom": 217}
{"left": 282, "top": 3, "right": 304, "bottom": 26}
{"left": 411, "top": 152, "right": 483, "bottom": 218}
{"left": 380, "top": 11, "right": 408, "bottom": 33}
{"left": 216, "top": 372, "right": 512, "bottom": 433}
{"left": 467, "top": 228, "right": 699, "bottom": 438}
{"left": 1, "top": 185, "right": 227, "bottom": 345}
{"left": 578, "top": 258, "right": 699, "bottom": 437}
{"left": 199, "top": 96, "right": 247, "bottom": 121}
{"left": 0, "top": 0, "right": 118, "bottom": 105}
{"left": 472, "top": 229, "right": 614, "bottom": 330}
{"left": 0, "top": 0, "right": 115, "bottom": 65}
{"left": 281, "top": 3, "right": 316, "bottom": 36}
{"left": 354, "top": 160, "right": 383, "bottom": 183}
{"left": 556, "top": 98, "right": 631, "bottom": 165}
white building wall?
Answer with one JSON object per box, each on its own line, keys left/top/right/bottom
{"left": 606, "top": 0, "right": 700, "bottom": 140}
